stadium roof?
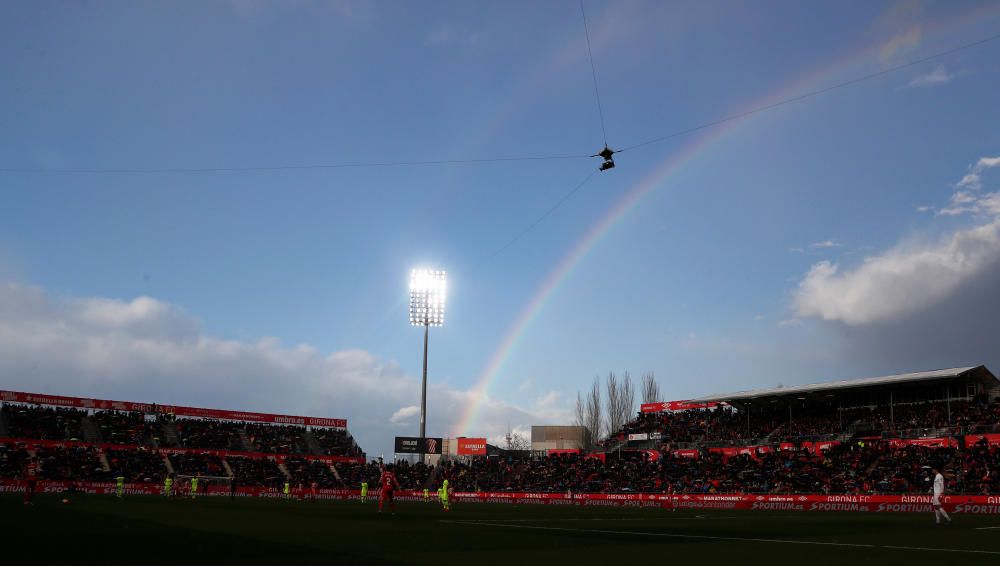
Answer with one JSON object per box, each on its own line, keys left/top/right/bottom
{"left": 687, "top": 365, "right": 997, "bottom": 404}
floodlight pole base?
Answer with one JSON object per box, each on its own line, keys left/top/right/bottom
{"left": 419, "top": 322, "right": 429, "bottom": 463}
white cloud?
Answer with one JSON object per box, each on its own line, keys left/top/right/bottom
{"left": 0, "top": 281, "right": 569, "bottom": 457}
{"left": 905, "top": 65, "right": 951, "bottom": 88}
{"left": 794, "top": 156, "right": 1000, "bottom": 325}
{"left": 793, "top": 219, "right": 1000, "bottom": 325}
{"left": 389, "top": 405, "right": 419, "bottom": 425}
{"left": 790, "top": 240, "right": 843, "bottom": 255}
{"left": 534, "top": 391, "right": 560, "bottom": 409}
{"left": 956, "top": 156, "right": 1000, "bottom": 191}
{"left": 486, "top": 425, "right": 532, "bottom": 450}
{"left": 777, "top": 318, "right": 802, "bottom": 327}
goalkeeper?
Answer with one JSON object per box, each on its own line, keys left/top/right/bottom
{"left": 440, "top": 479, "right": 451, "bottom": 512}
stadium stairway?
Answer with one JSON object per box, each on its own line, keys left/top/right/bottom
{"left": 163, "top": 454, "right": 176, "bottom": 476}
{"left": 303, "top": 430, "right": 322, "bottom": 455}
{"left": 237, "top": 429, "right": 253, "bottom": 451}
{"left": 81, "top": 416, "right": 103, "bottom": 444}
{"left": 276, "top": 460, "right": 291, "bottom": 481}
{"left": 327, "top": 461, "right": 342, "bottom": 484}
{"left": 221, "top": 458, "right": 234, "bottom": 478}
{"left": 424, "top": 462, "right": 445, "bottom": 490}
{"left": 161, "top": 421, "right": 180, "bottom": 446}
{"left": 837, "top": 419, "right": 865, "bottom": 443}
{"left": 603, "top": 438, "right": 628, "bottom": 455}
{"left": 863, "top": 451, "right": 887, "bottom": 478}
{"left": 98, "top": 451, "right": 111, "bottom": 473}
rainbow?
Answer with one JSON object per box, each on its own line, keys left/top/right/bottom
{"left": 453, "top": 5, "right": 1000, "bottom": 436}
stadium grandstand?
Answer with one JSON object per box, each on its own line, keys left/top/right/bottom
{"left": 0, "top": 390, "right": 365, "bottom": 495}
{"left": 3, "top": 366, "right": 1000, "bottom": 500}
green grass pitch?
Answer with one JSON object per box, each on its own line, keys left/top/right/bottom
{"left": 3, "top": 494, "right": 1000, "bottom": 565}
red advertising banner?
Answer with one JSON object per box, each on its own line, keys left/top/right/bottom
{"left": 887, "top": 437, "right": 959, "bottom": 448}
{"left": 0, "top": 390, "right": 154, "bottom": 413}
{"left": 4, "top": 481, "right": 999, "bottom": 514}
{"left": 448, "top": 491, "right": 1000, "bottom": 514}
{"left": 0, "top": 437, "right": 364, "bottom": 464}
{"left": 672, "top": 449, "right": 699, "bottom": 458}
{"left": 640, "top": 401, "right": 721, "bottom": 413}
{"left": 0, "top": 390, "right": 346, "bottom": 428}
{"left": 457, "top": 438, "right": 487, "bottom": 456}
{"left": 966, "top": 433, "right": 1000, "bottom": 446}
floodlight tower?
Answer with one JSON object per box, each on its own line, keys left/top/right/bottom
{"left": 409, "top": 269, "right": 446, "bottom": 462}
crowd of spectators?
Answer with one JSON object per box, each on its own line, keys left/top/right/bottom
{"left": 843, "top": 400, "right": 1000, "bottom": 435}
{"left": 0, "top": 439, "right": 996, "bottom": 495}
{"left": 336, "top": 462, "right": 384, "bottom": 489}
{"left": 603, "top": 406, "right": 785, "bottom": 447}
{"left": 604, "top": 399, "right": 1000, "bottom": 449}
{"left": 168, "top": 452, "right": 227, "bottom": 477}
{"left": 311, "top": 428, "right": 362, "bottom": 456}
{"left": 33, "top": 445, "right": 108, "bottom": 481}
{"left": 227, "top": 455, "right": 285, "bottom": 487}
{"left": 285, "top": 456, "right": 340, "bottom": 488}
{"left": 170, "top": 418, "right": 241, "bottom": 450}
{"left": 105, "top": 448, "right": 167, "bottom": 483}
{"left": 0, "top": 442, "right": 30, "bottom": 478}
{"left": 245, "top": 424, "right": 306, "bottom": 454}
{"left": 437, "top": 441, "right": 999, "bottom": 495}
{"left": 2, "top": 405, "right": 85, "bottom": 441}
{"left": 1, "top": 404, "right": 362, "bottom": 458}
{"left": 92, "top": 410, "right": 156, "bottom": 446}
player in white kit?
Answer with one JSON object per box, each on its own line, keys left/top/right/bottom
{"left": 931, "top": 466, "right": 952, "bottom": 525}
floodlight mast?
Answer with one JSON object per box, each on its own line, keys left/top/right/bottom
{"left": 409, "top": 269, "right": 446, "bottom": 463}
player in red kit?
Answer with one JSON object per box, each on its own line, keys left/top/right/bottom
{"left": 378, "top": 466, "right": 401, "bottom": 515}
{"left": 23, "top": 457, "right": 39, "bottom": 506}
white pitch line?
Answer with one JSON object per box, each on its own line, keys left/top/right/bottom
{"left": 975, "top": 526, "right": 1000, "bottom": 530}
{"left": 451, "top": 518, "right": 662, "bottom": 523}
{"left": 442, "top": 520, "right": 1000, "bottom": 556}
{"left": 881, "top": 545, "right": 1000, "bottom": 555}
{"left": 442, "top": 520, "right": 875, "bottom": 549}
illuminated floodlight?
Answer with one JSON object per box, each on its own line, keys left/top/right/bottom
{"left": 408, "top": 268, "right": 447, "bottom": 462}
{"left": 409, "top": 269, "right": 446, "bottom": 327}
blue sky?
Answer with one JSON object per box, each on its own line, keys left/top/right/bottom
{"left": 2, "top": 1, "right": 1000, "bottom": 456}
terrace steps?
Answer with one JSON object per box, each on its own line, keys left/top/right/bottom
{"left": 277, "top": 460, "right": 291, "bottom": 480}
{"left": 161, "top": 421, "right": 180, "bottom": 446}
{"left": 303, "top": 430, "right": 323, "bottom": 455}
{"left": 163, "top": 454, "right": 176, "bottom": 476}
{"left": 328, "top": 461, "right": 342, "bottom": 482}
{"left": 98, "top": 451, "right": 111, "bottom": 472}
{"left": 237, "top": 429, "right": 253, "bottom": 452}
{"left": 80, "top": 416, "right": 102, "bottom": 444}
{"left": 424, "top": 462, "right": 444, "bottom": 490}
